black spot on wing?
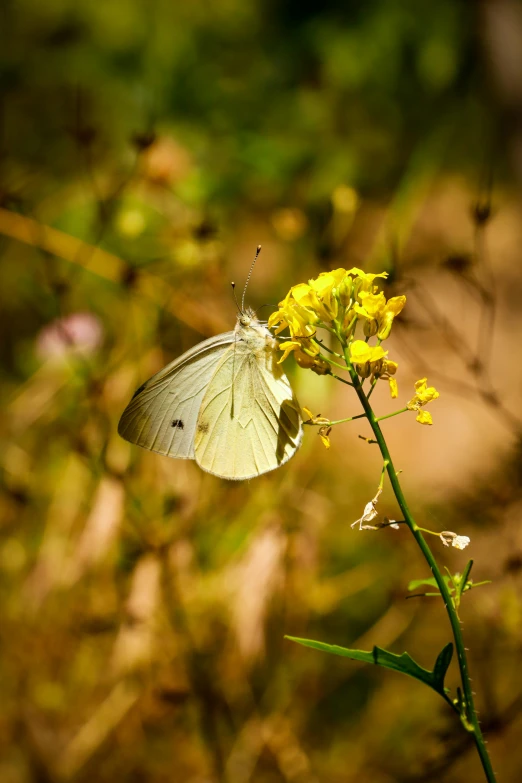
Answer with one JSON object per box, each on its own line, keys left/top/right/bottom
{"left": 198, "top": 421, "right": 209, "bottom": 433}
{"left": 131, "top": 381, "right": 148, "bottom": 400}
{"left": 171, "top": 419, "right": 184, "bottom": 429}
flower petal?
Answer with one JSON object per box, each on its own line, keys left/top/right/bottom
{"left": 416, "top": 410, "right": 433, "bottom": 425}
{"left": 389, "top": 377, "right": 398, "bottom": 398}
{"left": 452, "top": 535, "right": 470, "bottom": 550}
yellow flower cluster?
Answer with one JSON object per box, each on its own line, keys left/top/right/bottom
{"left": 268, "top": 267, "right": 390, "bottom": 337}
{"left": 407, "top": 378, "right": 440, "bottom": 425}
{"left": 271, "top": 265, "right": 441, "bottom": 432}
{"left": 268, "top": 267, "right": 403, "bottom": 340}
{"left": 269, "top": 267, "right": 405, "bottom": 393}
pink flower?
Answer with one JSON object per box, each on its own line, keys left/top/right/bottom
{"left": 36, "top": 313, "right": 103, "bottom": 360}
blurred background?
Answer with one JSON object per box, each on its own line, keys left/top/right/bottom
{"left": 1, "top": 1, "right": 522, "bottom": 781}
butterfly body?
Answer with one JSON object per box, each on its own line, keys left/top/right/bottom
{"left": 118, "top": 309, "right": 303, "bottom": 480}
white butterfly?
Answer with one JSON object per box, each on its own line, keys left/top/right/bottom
{"left": 118, "top": 249, "right": 303, "bottom": 480}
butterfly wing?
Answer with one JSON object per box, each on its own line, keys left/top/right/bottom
{"left": 194, "top": 338, "right": 302, "bottom": 480}
{"left": 118, "top": 332, "right": 236, "bottom": 459}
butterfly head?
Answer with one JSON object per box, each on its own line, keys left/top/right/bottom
{"left": 237, "top": 307, "right": 258, "bottom": 328}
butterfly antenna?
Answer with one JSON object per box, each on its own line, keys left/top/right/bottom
{"left": 242, "top": 244, "right": 261, "bottom": 312}
{"left": 231, "top": 282, "right": 242, "bottom": 314}
{"left": 256, "top": 303, "right": 278, "bottom": 314}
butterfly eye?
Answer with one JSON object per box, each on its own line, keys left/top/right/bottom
{"left": 240, "top": 315, "right": 250, "bottom": 326}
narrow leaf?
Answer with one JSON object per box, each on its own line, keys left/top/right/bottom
{"left": 285, "top": 636, "right": 453, "bottom": 697}
{"left": 457, "top": 560, "right": 474, "bottom": 602}
{"left": 432, "top": 642, "right": 454, "bottom": 692}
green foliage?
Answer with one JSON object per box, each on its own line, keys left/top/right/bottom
{"left": 408, "top": 561, "right": 492, "bottom": 611}
{"left": 1, "top": 0, "right": 490, "bottom": 218}
{"left": 286, "top": 636, "right": 454, "bottom": 699}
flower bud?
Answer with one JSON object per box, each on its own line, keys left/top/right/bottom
{"left": 342, "top": 307, "right": 357, "bottom": 333}
{"left": 354, "top": 360, "right": 372, "bottom": 378}
{"left": 310, "top": 358, "right": 332, "bottom": 375}
{"left": 363, "top": 318, "right": 379, "bottom": 338}
{"left": 372, "top": 358, "right": 384, "bottom": 376}
{"left": 295, "top": 352, "right": 330, "bottom": 375}
{"left": 337, "top": 274, "right": 353, "bottom": 306}
{"left": 383, "top": 360, "right": 398, "bottom": 375}
{"left": 377, "top": 311, "right": 394, "bottom": 340}
{"left": 377, "top": 296, "right": 406, "bottom": 340}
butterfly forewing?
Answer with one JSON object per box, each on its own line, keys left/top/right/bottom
{"left": 118, "top": 332, "right": 235, "bottom": 459}
{"left": 194, "top": 336, "right": 302, "bottom": 480}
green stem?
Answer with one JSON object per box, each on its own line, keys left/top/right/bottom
{"left": 305, "top": 412, "right": 366, "bottom": 427}
{"left": 340, "top": 343, "right": 497, "bottom": 783}
{"left": 366, "top": 378, "right": 379, "bottom": 399}
{"left": 418, "top": 526, "right": 444, "bottom": 538}
{"left": 331, "top": 373, "right": 354, "bottom": 387}
{"left": 316, "top": 352, "right": 351, "bottom": 372}
{"left": 315, "top": 336, "right": 344, "bottom": 358}
{"left": 375, "top": 407, "right": 408, "bottom": 422}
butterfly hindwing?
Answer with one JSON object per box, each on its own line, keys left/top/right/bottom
{"left": 194, "top": 336, "right": 302, "bottom": 479}
{"left": 118, "top": 332, "right": 236, "bottom": 459}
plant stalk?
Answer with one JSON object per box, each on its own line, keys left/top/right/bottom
{"left": 341, "top": 344, "right": 497, "bottom": 783}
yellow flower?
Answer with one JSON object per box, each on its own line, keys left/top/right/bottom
{"left": 268, "top": 290, "right": 319, "bottom": 337}
{"left": 292, "top": 282, "right": 335, "bottom": 322}
{"left": 349, "top": 341, "right": 386, "bottom": 363}
{"left": 382, "top": 360, "right": 399, "bottom": 397}
{"left": 346, "top": 267, "right": 388, "bottom": 305}
{"left": 407, "top": 378, "right": 439, "bottom": 424}
{"left": 318, "top": 425, "right": 332, "bottom": 449}
{"left": 291, "top": 269, "right": 346, "bottom": 322}
{"left": 354, "top": 291, "right": 386, "bottom": 337}
{"left": 377, "top": 295, "right": 407, "bottom": 340}
{"left": 357, "top": 291, "right": 387, "bottom": 318}
{"left": 416, "top": 410, "right": 433, "bottom": 425}
{"left": 278, "top": 337, "right": 318, "bottom": 362}
{"left": 407, "top": 378, "right": 440, "bottom": 409}
{"left": 350, "top": 340, "right": 388, "bottom": 378}
{"left": 354, "top": 291, "right": 406, "bottom": 340}
{"left": 269, "top": 271, "right": 348, "bottom": 336}
{"left": 347, "top": 268, "right": 389, "bottom": 288}
{"left": 277, "top": 340, "right": 302, "bottom": 363}
{"left": 277, "top": 338, "right": 330, "bottom": 375}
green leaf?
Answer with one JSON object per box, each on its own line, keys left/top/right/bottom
{"left": 408, "top": 575, "right": 452, "bottom": 592}
{"left": 285, "top": 636, "right": 453, "bottom": 697}
{"left": 455, "top": 560, "right": 473, "bottom": 609}
{"left": 432, "top": 642, "right": 454, "bottom": 692}
{"left": 456, "top": 560, "right": 473, "bottom": 601}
